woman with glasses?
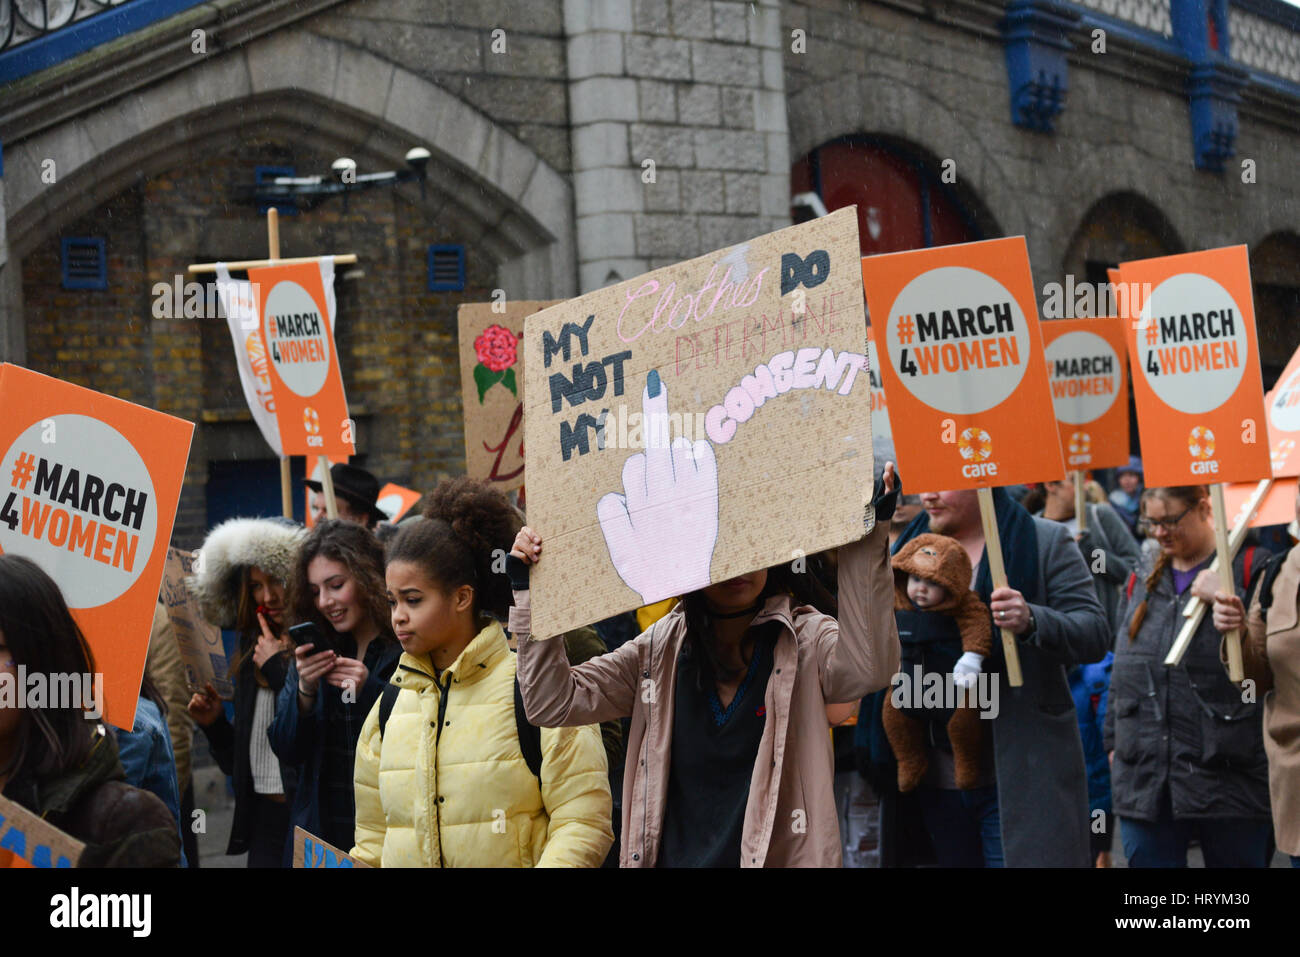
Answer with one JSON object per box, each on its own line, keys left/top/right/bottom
{"left": 1104, "top": 486, "right": 1272, "bottom": 867}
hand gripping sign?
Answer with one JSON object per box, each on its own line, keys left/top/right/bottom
{"left": 458, "top": 301, "right": 559, "bottom": 492}
{"left": 0, "top": 365, "right": 194, "bottom": 729}
{"left": 1119, "top": 246, "right": 1271, "bottom": 680}
{"left": 862, "top": 237, "right": 1063, "bottom": 687}
{"left": 246, "top": 259, "right": 354, "bottom": 459}
{"left": 523, "top": 208, "right": 872, "bottom": 639}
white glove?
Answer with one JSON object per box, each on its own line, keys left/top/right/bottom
{"left": 952, "top": 652, "right": 984, "bottom": 689}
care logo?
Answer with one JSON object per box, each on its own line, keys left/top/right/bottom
{"left": 302, "top": 406, "right": 320, "bottom": 436}
{"left": 0, "top": 415, "right": 158, "bottom": 608}
{"left": 1136, "top": 273, "right": 1247, "bottom": 414}
{"left": 886, "top": 266, "right": 1030, "bottom": 414}
{"left": 263, "top": 280, "right": 332, "bottom": 397}
{"left": 1188, "top": 425, "right": 1216, "bottom": 461}
{"left": 1044, "top": 331, "right": 1122, "bottom": 424}
{"left": 958, "top": 427, "right": 993, "bottom": 462}
{"left": 1272, "top": 438, "right": 1295, "bottom": 471}
{"left": 1068, "top": 431, "right": 1091, "bottom": 455}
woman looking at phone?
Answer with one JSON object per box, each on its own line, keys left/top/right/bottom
{"left": 269, "top": 520, "right": 400, "bottom": 857}
{"left": 187, "top": 517, "right": 305, "bottom": 867}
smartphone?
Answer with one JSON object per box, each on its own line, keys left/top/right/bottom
{"left": 288, "top": 621, "right": 334, "bottom": 656}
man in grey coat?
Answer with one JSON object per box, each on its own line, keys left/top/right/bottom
{"left": 890, "top": 485, "right": 1110, "bottom": 866}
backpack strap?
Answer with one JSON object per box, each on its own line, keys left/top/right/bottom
{"left": 1255, "top": 551, "right": 1287, "bottom": 613}
{"left": 377, "top": 682, "right": 400, "bottom": 738}
{"left": 1125, "top": 570, "right": 1137, "bottom": 601}
{"left": 514, "top": 674, "right": 543, "bottom": 780}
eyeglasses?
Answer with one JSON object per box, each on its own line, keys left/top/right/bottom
{"left": 1137, "top": 505, "right": 1194, "bottom": 533}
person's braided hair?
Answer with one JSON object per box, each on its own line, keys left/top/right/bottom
{"left": 1127, "top": 485, "right": 1208, "bottom": 641}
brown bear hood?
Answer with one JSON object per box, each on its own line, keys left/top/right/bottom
{"left": 891, "top": 533, "right": 975, "bottom": 613}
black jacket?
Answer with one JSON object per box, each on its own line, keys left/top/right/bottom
{"left": 198, "top": 648, "right": 296, "bottom": 855}
{"left": 3, "top": 725, "right": 181, "bottom": 867}
{"left": 1106, "top": 547, "right": 1271, "bottom": 821}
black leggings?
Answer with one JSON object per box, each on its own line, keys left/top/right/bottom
{"left": 247, "top": 794, "right": 290, "bottom": 868}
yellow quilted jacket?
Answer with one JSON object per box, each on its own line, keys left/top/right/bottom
{"left": 351, "top": 620, "right": 613, "bottom": 867}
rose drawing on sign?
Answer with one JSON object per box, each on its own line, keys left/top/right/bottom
{"left": 473, "top": 325, "right": 520, "bottom": 403}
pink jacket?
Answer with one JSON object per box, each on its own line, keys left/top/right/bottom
{"left": 509, "top": 520, "right": 898, "bottom": 867}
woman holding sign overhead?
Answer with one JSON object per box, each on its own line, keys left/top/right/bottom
{"left": 1106, "top": 485, "right": 1272, "bottom": 867}
{"left": 506, "top": 464, "right": 901, "bottom": 868}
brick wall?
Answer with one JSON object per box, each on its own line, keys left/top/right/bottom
{"left": 22, "top": 138, "right": 496, "bottom": 545}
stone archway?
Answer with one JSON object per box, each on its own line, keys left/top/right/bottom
{"left": 3, "top": 27, "right": 575, "bottom": 320}
{"left": 1060, "top": 191, "right": 1184, "bottom": 295}
{"left": 1251, "top": 231, "right": 1300, "bottom": 386}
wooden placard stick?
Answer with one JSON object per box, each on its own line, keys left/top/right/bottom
{"left": 320, "top": 456, "right": 339, "bottom": 519}
{"left": 264, "top": 209, "right": 295, "bottom": 520}
{"left": 1073, "top": 470, "right": 1087, "bottom": 531}
{"left": 187, "top": 253, "right": 359, "bottom": 273}
{"left": 0, "top": 793, "right": 85, "bottom": 868}
{"left": 977, "top": 486, "right": 1023, "bottom": 687}
{"left": 1210, "top": 483, "right": 1243, "bottom": 682}
{"left": 1165, "top": 478, "right": 1271, "bottom": 669}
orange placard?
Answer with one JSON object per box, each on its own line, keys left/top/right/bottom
{"left": 1119, "top": 246, "right": 1271, "bottom": 487}
{"left": 1040, "top": 317, "right": 1130, "bottom": 472}
{"left": 0, "top": 364, "right": 194, "bottom": 729}
{"left": 862, "top": 237, "right": 1064, "bottom": 490}
{"left": 865, "top": 326, "right": 892, "bottom": 444}
{"left": 247, "top": 261, "right": 354, "bottom": 458}
{"left": 1264, "top": 344, "right": 1300, "bottom": 478}
{"left": 1224, "top": 476, "right": 1297, "bottom": 530}
{"left": 376, "top": 483, "right": 421, "bottom": 523}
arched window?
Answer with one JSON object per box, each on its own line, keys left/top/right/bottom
{"left": 791, "top": 137, "right": 989, "bottom": 256}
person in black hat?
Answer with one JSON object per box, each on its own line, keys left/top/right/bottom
{"left": 305, "top": 464, "right": 386, "bottom": 530}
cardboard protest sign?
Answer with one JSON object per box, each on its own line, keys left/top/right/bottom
{"left": 376, "top": 483, "right": 421, "bottom": 523}
{"left": 1224, "top": 476, "right": 1297, "bottom": 530}
{"left": 246, "top": 259, "right": 354, "bottom": 459}
{"left": 0, "top": 365, "right": 193, "bottom": 729}
{"left": 160, "top": 547, "right": 233, "bottom": 699}
{"left": 862, "top": 236, "right": 1063, "bottom": 490}
{"left": 0, "top": 786, "right": 86, "bottom": 869}
{"left": 458, "top": 301, "right": 558, "bottom": 491}
{"left": 292, "top": 827, "right": 370, "bottom": 868}
{"left": 1119, "top": 246, "right": 1271, "bottom": 487}
{"left": 1263, "top": 345, "right": 1300, "bottom": 478}
{"left": 523, "top": 208, "right": 872, "bottom": 638}
{"left": 866, "top": 327, "right": 892, "bottom": 444}
{"left": 1040, "top": 317, "right": 1130, "bottom": 472}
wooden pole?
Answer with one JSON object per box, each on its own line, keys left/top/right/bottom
{"left": 320, "top": 456, "right": 340, "bottom": 520}
{"left": 1073, "top": 470, "right": 1087, "bottom": 532}
{"left": 188, "top": 253, "right": 358, "bottom": 274}
{"left": 1211, "top": 483, "right": 1244, "bottom": 682}
{"left": 264, "top": 208, "right": 296, "bottom": 520}
{"left": 1165, "top": 478, "right": 1271, "bottom": 668}
{"left": 977, "top": 486, "right": 1023, "bottom": 687}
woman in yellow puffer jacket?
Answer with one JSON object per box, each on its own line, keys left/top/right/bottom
{"left": 351, "top": 478, "right": 613, "bottom": 867}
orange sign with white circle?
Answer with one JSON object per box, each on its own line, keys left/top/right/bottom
{"left": 862, "top": 237, "right": 1063, "bottom": 489}
{"left": 1040, "top": 317, "right": 1130, "bottom": 472}
{"left": 1118, "top": 246, "right": 1271, "bottom": 487}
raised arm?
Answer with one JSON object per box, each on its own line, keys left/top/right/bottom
{"left": 818, "top": 465, "right": 902, "bottom": 702}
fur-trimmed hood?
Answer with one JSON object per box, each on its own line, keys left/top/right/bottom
{"left": 891, "top": 533, "right": 973, "bottom": 613}
{"left": 187, "top": 517, "right": 306, "bottom": 629}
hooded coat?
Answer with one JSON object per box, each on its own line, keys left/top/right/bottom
{"left": 187, "top": 517, "right": 306, "bottom": 856}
